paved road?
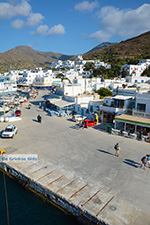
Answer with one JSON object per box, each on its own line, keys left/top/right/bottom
{"left": 1, "top": 90, "right": 150, "bottom": 225}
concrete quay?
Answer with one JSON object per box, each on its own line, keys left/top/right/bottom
{"left": 0, "top": 90, "right": 150, "bottom": 225}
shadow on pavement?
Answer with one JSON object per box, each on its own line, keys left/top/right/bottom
{"left": 93, "top": 123, "right": 113, "bottom": 132}
{"left": 29, "top": 101, "right": 44, "bottom": 106}
{"left": 123, "top": 159, "right": 141, "bottom": 168}
{"left": 69, "top": 125, "right": 80, "bottom": 130}
{"left": 67, "top": 118, "right": 73, "bottom": 122}
{"left": 97, "top": 149, "right": 114, "bottom": 156}
{"left": 32, "top": 119, "right": 39, "bottom": 123}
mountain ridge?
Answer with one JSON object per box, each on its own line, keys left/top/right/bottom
{"left": 83, "top": 31, "right": 150, "bottom": 61}
{"left": 0, "top": 31, "right": 150, "bottom": 74}
{"left": 0, "top": 46, "right": 74, "bottom": 73}
{"left": 86, "top": 42, "right": 117, "bottom": 53}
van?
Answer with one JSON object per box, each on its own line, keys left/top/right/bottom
{"left": 72, "top": 114, "right": 86, "bottom": 122}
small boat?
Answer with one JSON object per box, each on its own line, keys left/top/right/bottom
{"left": 24, "top": 96, "right": 28, "bottom": 102}
{"left": 0, "top": 106, "right": 10, "bottom": 113}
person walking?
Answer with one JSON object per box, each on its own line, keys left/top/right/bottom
{"left": 114, "top": 143, "right": 120, "bottom": 157}
{"left": 78, "top": 121, "right": 82, "bottom": 130}
{"left": 140, "top": 155, "right": 147, "bottom": 170}
{"left": 146, "top": 154, "right": 150, "bottom": 168}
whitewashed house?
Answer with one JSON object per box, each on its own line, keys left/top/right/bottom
{"left": 51, "top": 60, "right": 63, "bottom": 69}
{"left": 122, "top": 59, "right": 150, "bottom": 83}
{"left": 94, "top": 61, "right": 111, "bottom": 69}
{"left": 64, "top": 69, "right": 79, "bottom": 83}
{"left": 33, "top": 75, "right": 61, "bottom": 86}
{"left": 99, "top": 95, "right": 134, "bottom": 123}
{"left": 139, "top": 59, "right": 150, "bottom": 67}
{"left": 134, "top": 92, "right": 150, "bottom": 115}
{"left": 63, "top": 60, "right": 75, "bottom": 68}
{"left": 0, "top": 76, "right": 17, "bottom": 92}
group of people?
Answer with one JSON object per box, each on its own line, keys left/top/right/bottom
{"left": 114, "top": 143, "right": 150, "bottom": 170}
{"left": 140, "top": 155, "right": 150, "bottom": 170}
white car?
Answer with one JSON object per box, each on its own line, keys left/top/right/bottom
{"left": 72, "top": 114, "right": 87, "bottom": 122}
{"left": 1, "top": 125, "right": 18, "bottom": 138}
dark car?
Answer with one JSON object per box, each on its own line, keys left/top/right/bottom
{"left": 82, "top": 119, "right": 96, "bottom": 128}
{"left": 15, "top": 109, "right": 21, "bottom": 117}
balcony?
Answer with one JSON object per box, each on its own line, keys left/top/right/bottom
{"left": 132, "top": 109, "right": 150, "bottom": 118}
{"left": 99, "top": 105, "right": 125, "bottom": 114}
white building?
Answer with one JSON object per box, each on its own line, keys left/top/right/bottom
{"left": 63, "top": 92, "right": 100, "bottom": 117}
{"left": 134, "top": 92, "right": 150, "bottom": 113}
{"left": 0, "top": 76, "right": 17, "bottom": 92}
{"left": 51, "top": 60, "right": 63, "bottom": 69}
{"left": 122, "top": 59, "right": 150, "bottom": 83}
{"left": 64, "top": 69, "right": 79, "bottom": 82}
{"left": 75, "top": 55, "right": 83, "bottom": 61}
{"left": 33, "top": 75, "right": 61, "bottom": 86}
{"left": 139, "top": 59, "right": 150, "bottom": 67}
{"left": 22, "top": 68, "right": 54, "bottom": 85}
{"left": 94, "top": 61, "right": 111, "bottom": 69}
{"left": 122, "top": 63, "right": 146, "bottom": 77}
{"left": 55, "top": 77, "right": 102, "bottom": 97}
{"left": 63, "top": 60, "right": 75, "bottom": 68}
{"left": 99, "top": 95, "right": 134, "bottom": 123}
{"left": 82, "top": 71, "right": 92, "bottom": 78}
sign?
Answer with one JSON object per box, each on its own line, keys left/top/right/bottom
{"left": 0, "top": 154, "right": 38, "bottom": 162}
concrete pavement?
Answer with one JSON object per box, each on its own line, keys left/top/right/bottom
{"left": 1, "top": 90, "right": 150, "bottom": 225}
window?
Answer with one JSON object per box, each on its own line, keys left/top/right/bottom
{"left": 137, "top": 103, "right": 146, "bottom": 112}
{"left": 90, "top": 106, "right": 93, "bottom": 112}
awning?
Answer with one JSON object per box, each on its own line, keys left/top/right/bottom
{"left": 115, "top": 114, "right": 150, "bottom": 127}
{"left": 51, "top": 99, "right": 75, "bottom": 108}
{"left": 113, "top": 95, "right": 133, "bottom": 100}
{"left": 46, "top": 96, "right": 75, "bottom": 108}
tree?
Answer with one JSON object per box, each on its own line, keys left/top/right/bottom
{"left": 52, "top": 68, "right": 57, "bottom": 71}
{"left": 56, "top": 73, "right": 64, "bottom": 78}
{"left": 95, "top": 87, "right": 112, "bottom": 98}
{"left": 84, "top": 62, "right": 95, "bottom": 71}
{"left": 141, "top": 66, "right": 150, "bottom": 77}
{"left": 120, "top": 69, "right": 129, "bottom": 78}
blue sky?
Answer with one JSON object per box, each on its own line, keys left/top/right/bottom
{"left": 0, "top": 0, "right": 150, "bottom": 55}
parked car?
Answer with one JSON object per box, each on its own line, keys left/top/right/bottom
{"left": 15, "top": 109, "right": 21, "bottom": 117}
{"left": 72, "top": 114, "right": 87, "bottom": 122}
{"left": 82, "top": 119, "right": 96, "bottom": 128}
{"left": 1, "top": 125, "right": 18, "bottom": 138}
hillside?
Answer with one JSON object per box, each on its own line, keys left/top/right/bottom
{"left": 0, "top": 46, "right": 74, "bottom": 73}
{"left": 83, "top": 31, "right": 150, "bottom": 61}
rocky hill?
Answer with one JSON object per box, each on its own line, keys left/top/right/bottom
{"left": 86, "top": 42, "right": 116, "bottom": 53}
{"left": 0, "top": 46, "right": 74, "bottom": 73}
{"left": 83, "top": 31, "right": 150, "bottom": 61}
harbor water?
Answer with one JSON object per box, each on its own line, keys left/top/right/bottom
{"left": 0, "top": 171, "right": 81, "bottom": 225}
